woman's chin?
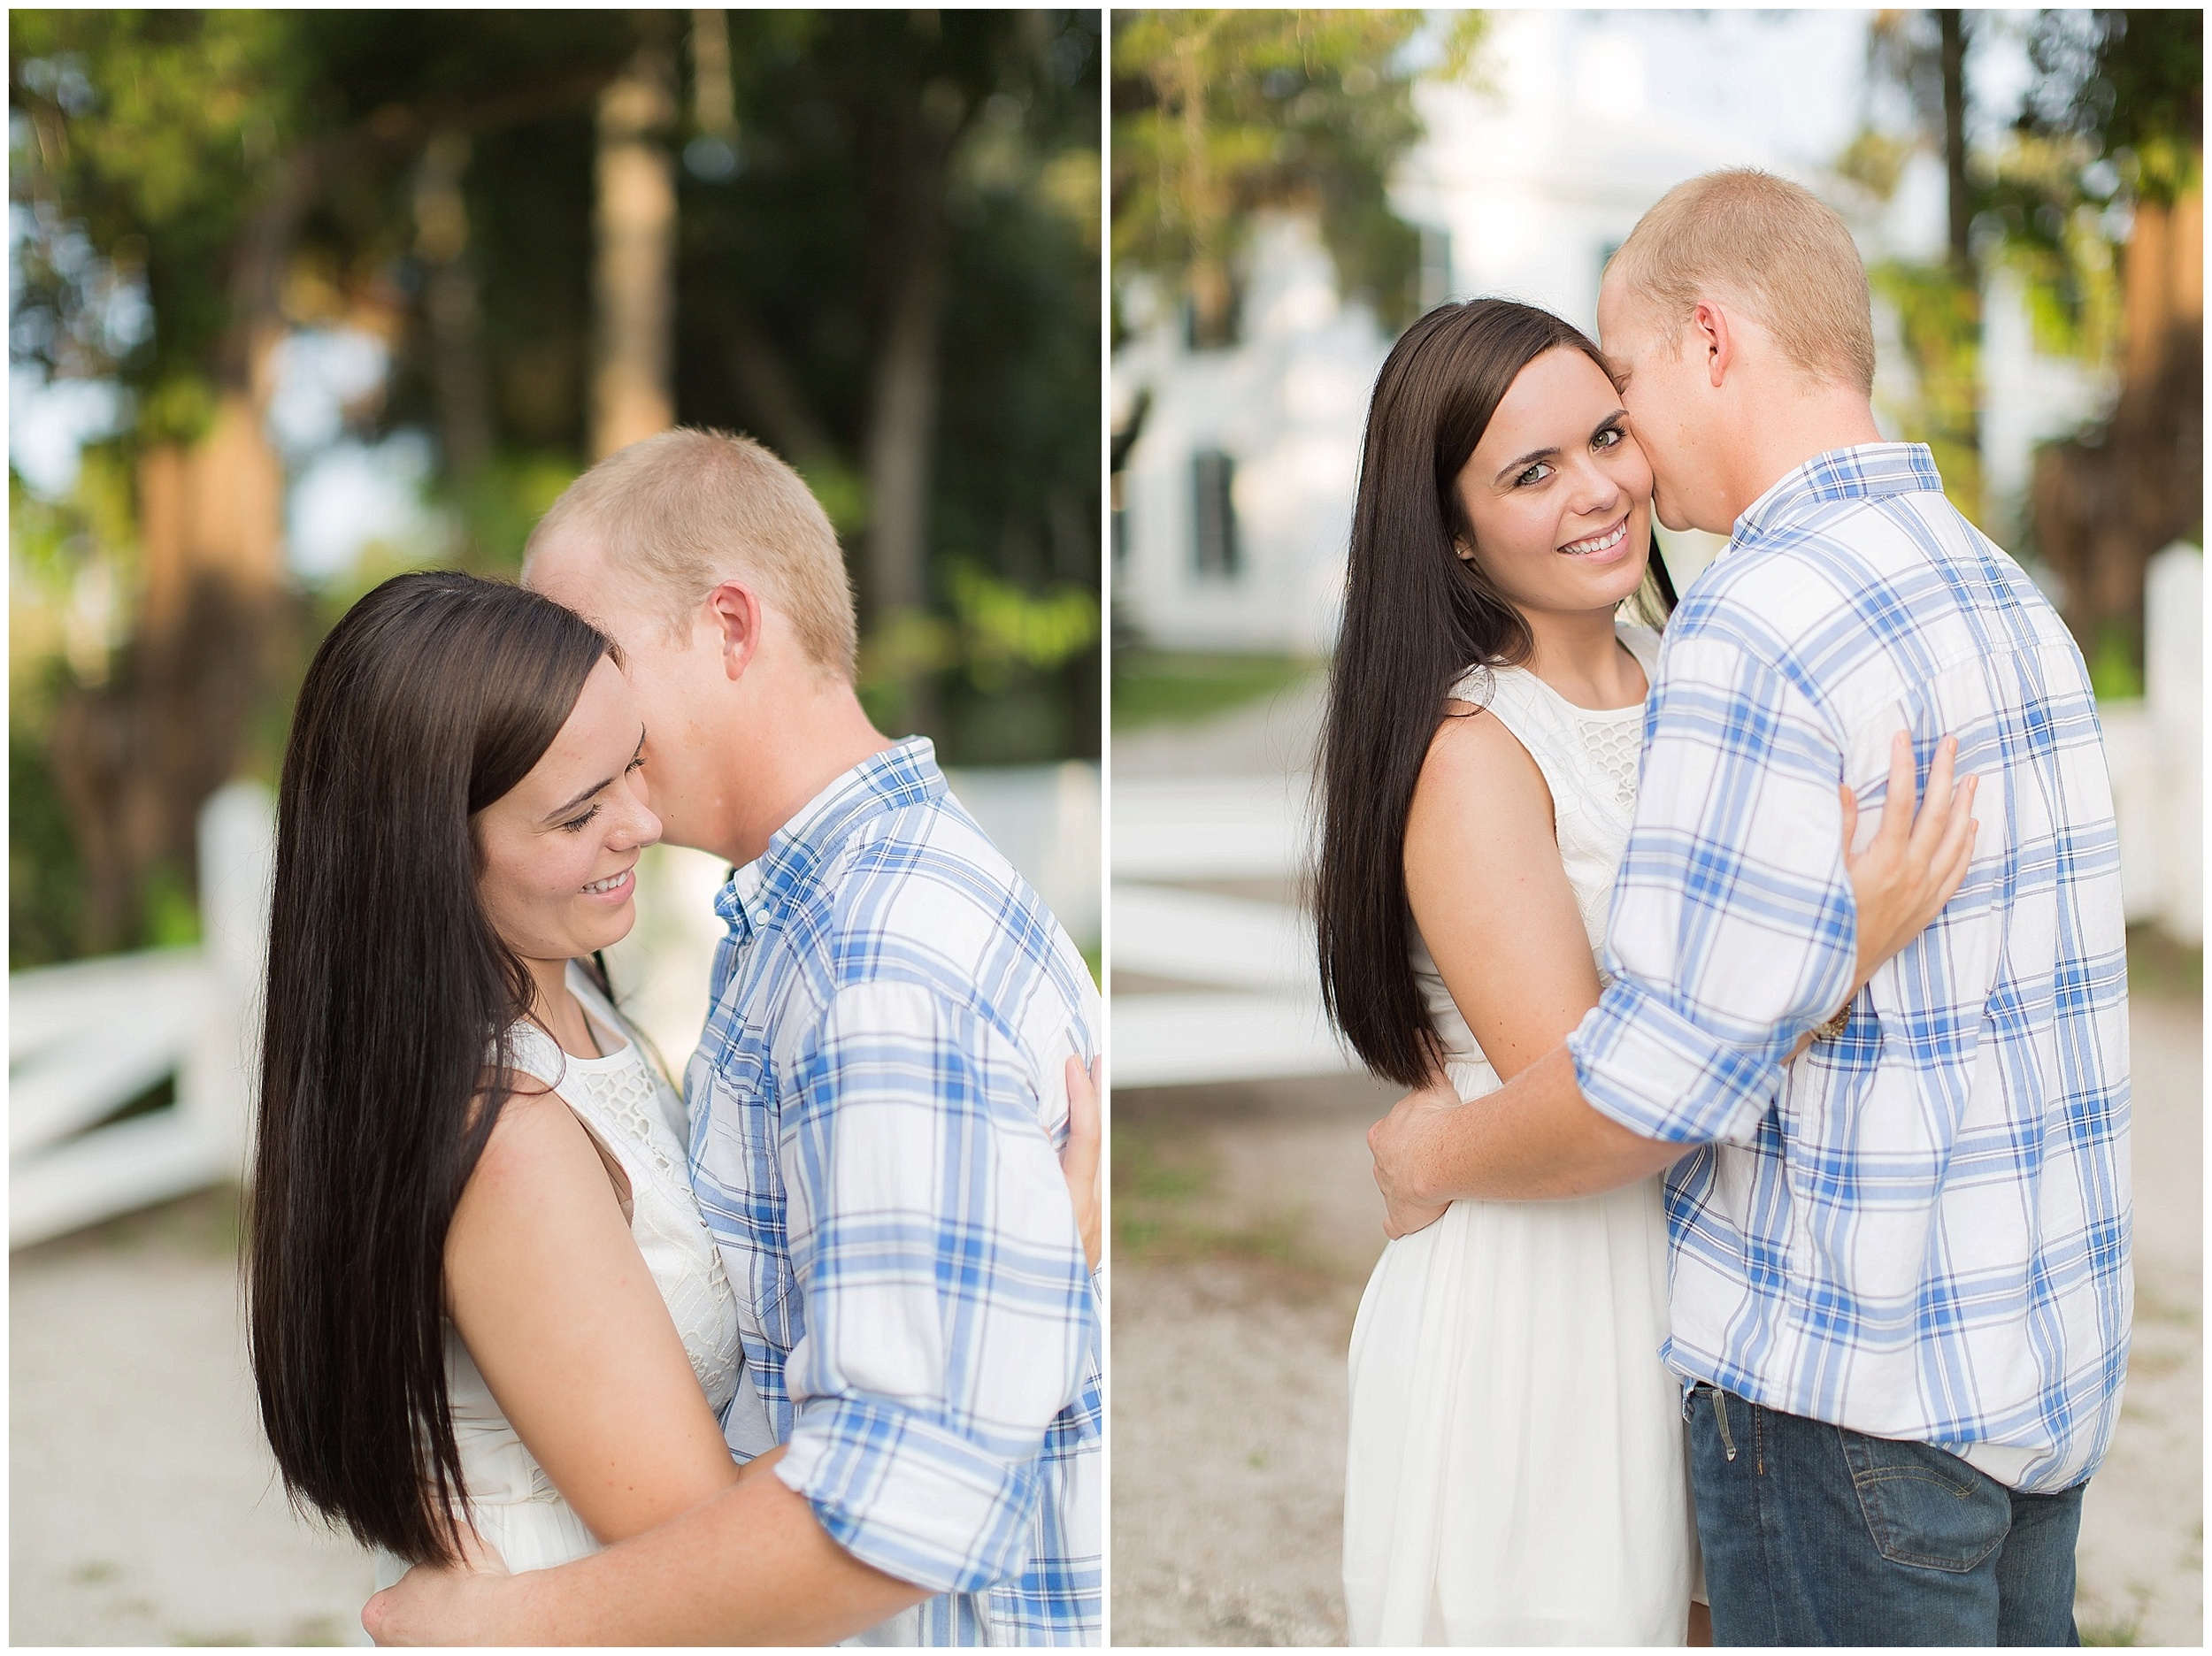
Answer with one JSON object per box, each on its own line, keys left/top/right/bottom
{"left": 568, "top": 903, "right": 639, "bottom": 959}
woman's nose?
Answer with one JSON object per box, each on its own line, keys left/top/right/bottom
{"left": 1570, "top": 455, "right": 1624, "bottom": 518}
{"left": 612, "top": 783, "right": 662, "bottom": 851}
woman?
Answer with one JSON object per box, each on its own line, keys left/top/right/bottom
{"left": 1316, "top": 302, "right": 1975, "bottom": 1644}
{"left": 245, "top": 571, "right": 1100, "bottom": 1589}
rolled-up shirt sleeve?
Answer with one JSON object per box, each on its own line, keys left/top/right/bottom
{"left": 772, "top": 978, "right": 1094, "bottom": 1594}
{"left": 1569, "top": 636, "right": 1858, "bottom": 1146}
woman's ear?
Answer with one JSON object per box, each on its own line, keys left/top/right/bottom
{"left": 1452, "top": 537, "right": 1478, "bottom": 564}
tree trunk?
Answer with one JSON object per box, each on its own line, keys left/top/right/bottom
{"left": 591, "top": 39, "right": 677, "bottom": 461}
{"left": 1938, "top": 12, "right": 1971, "bottom": 276}
{"left": 862, "top": 178, "right": 946, "bottom": 618}
{"left": 1935, "top": 10, "right": 1982, "bottom": 522}
{"left": 858, "top": 69, "right": 970, "bottom": 739}
{"left": 2032, "top": 176, "right": 2204, "bottom": 673}
{"left": 416, "top": 131, "right": 492, "bottom": 480}
{"left": 53, "top": 378, "right": 288, "bottom": 954}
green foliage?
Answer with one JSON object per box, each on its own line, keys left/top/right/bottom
{"left": 1867, "top": 259, "right": 1986, "bottom": 529}
{"left": 9, "top": 694, "right": 83, "bottom": 970}
{"left": 1112, "top": 650, "right": 1316, "bottom": 731}
{"left": 2024, "top": 10, "right": 2203, "bottom": 208}
{"left": 1110, "top": 10, "right": 1478, "bottom": 336}
{"left": 141, "top": 860, "right": 202, "bottom": 948}
{"left": 681, "top": 10, "right": 1103, "bottom": 763}
{"left": 442, "top": 452, "right": 583, "bottom": 578}
{"left": 948, "top": 560, "right": 1101, "bottom": 691}
{"left": 2087, "top": 620, "right": 2146, "bottom": 702}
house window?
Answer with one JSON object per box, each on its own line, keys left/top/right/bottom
{"left": 1190, "top": 449, "right": 1240, "bottom": 579}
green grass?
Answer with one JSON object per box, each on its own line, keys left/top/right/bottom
{"left": 2125, "top": 924, "right": 2201, "bottom": 1001}
{"left": 1110, "top": 1113, "right": 1315, "bottom": 1272}
{"left": 1111, "top": 651, "right": 1317, "bottom": 732}
{"left": 2079, "top": 1612, "right": 2143, "bottom": 1646}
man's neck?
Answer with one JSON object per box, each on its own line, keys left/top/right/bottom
{"left": 1723, "top": 388, "right": 1886, "bottom": 526}
{"left": 713, "top": 686, "right": 896, "bottom": 869}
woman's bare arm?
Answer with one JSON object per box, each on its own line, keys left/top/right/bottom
{"left": 444, "top": 1090, "right": 740, "bottom": 1545}
{"left": 1405, "top": 703, "right": 1606, "bottom": 1087}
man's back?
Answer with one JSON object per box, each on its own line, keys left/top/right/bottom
{"left": 1572, "top": 442, "right": 2130, "bottom": 1494}
{"left": 687, "top": 737, "right": 1102, "bottom": 1645}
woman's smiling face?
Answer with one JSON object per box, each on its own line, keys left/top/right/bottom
{"left": 473, "top": 655, "right": 661, "bottom": 970}
{"left": 1450, "top": 345, "right": 1655, "bottom": 623}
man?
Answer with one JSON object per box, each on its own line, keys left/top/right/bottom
{"left": 365, "top": 429, "right": 1102, "bottom": 1644}
{"left": 1368, "top": 169, "right": 2130, "bottom": 1645}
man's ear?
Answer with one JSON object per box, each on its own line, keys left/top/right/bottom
{"left": 703, "top": 579, "right": 765, "bottom": 681}
{"left": 1692, "top": 299, "right": 1733, "bottom": 389}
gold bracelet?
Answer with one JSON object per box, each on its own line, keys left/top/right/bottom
{"left": 1812, "top": 1003, "right": 1852, "bottom": 1041}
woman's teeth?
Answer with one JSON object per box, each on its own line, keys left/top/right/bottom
{"left": 582, "top": 870, "right": 630, "bottom": 895}
{"left": 1562, "top": 520, "right": 1627, "bottom": 556}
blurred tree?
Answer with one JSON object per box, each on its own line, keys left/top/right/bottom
{"left": 1110, "top": 9, "right": 1484, "bottom": 348}
{"left": 592, "top": 25, "right": 679, "bottom": 459}
{"left": 676, "top": 9, "right": 1103, "bottom": 758}
{"left": 12, "top": 10, "right": 1102, "bottom": 964}
{"left": 11, "top": 11, "right": 628, "bottom": 956}
{"left": 1853, "top": 9, "right": 1986, "bottom": 525}
{"left": 2016, "top": 9, "right": 2201, "bottom": 690}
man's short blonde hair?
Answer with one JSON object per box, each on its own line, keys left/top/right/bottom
{"left": 1609, "top": 168, "right": 1876, "bottom": 395}
{"left": 526, "top": 427, "right": 858, "bottom": 680}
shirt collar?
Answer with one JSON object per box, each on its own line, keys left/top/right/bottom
{"left": 1732, "top": 441, "right": 1946, "bottom": 547}
{"left": 713, "top": 735, "right": 944, "bottom": 942}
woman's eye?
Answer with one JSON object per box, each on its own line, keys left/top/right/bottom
{"left": 559, "top": 805, "right": 602, "bottom": 834}
{"left": 1516, "top": 461, "right": 1553, "bottom": 487}
{"left": 626, "top": 754, "right": 646, "bottom": 772}
{"left": 1594, "top": 426, "right": 1623, "bottom": 450}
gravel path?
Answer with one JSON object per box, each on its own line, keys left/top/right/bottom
{"left": 1109, "top": 997, "right": 2201, "bottom": 1647}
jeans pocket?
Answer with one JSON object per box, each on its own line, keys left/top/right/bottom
{"left": 1839, "top": 1428, "right": 2011, "bottom": 1572}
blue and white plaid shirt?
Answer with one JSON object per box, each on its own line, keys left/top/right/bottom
{"left": 1568, "top": 443, "right": 2131, "bottom": 1494}
{"left": 687, "top": 737, "right": 1102, "bottom": 1644}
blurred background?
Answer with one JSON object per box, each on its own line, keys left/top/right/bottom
{"left": 1108, "top": 9, "right": 2200, "bottom": 1645}
{"left": 10, "top": 9, "right": 1100, "bottom": 1644}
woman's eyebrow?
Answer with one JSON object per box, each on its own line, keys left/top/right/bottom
{"left": 544, "top": 774, "right": 615, "bottom": 823}
{"left": 1494, "top": 444, "right": 1560, "bottom": 485}
{"left": 544, "top": 730, "right": 643, "bottom": 823}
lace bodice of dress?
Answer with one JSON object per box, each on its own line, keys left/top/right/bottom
{"left": 424, "top": 962, "right": 747, "bottom": 1528}
{"left": 496, "top": 962, "right": 744, "bottom": 1419}
{"left": 1409, "top": 621, "right": 1663, "bottom": 1090}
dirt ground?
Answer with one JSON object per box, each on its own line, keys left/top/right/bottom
{"left": 10, "top": 1189, "right": 372, "bottom": 1645}
{"left": 1108, "top": 994, "right": 2202, "bottom": 1647}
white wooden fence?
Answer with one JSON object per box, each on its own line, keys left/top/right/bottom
{"left": 8, "top": 763, "right": 1100, "bottom": 1249}
{"left": 11, "top": 782, "right": 273, "bottom": 1247}
{"left": 1110, "top": 775, "right": 1355, "bottom": 1089}
{"left": 1112, "top": 543, "right": 2204, "bottom": 1090}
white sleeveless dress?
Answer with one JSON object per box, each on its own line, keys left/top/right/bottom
{"left": 1342, "top": 622, "right": 1698, "bottom": 1645}
{"left": 373, "top": 962, "right": 758, "bottom": 1588}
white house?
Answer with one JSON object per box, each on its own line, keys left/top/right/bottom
{"left": 1112, "top": 11, "right": 2111, "bottom": 655}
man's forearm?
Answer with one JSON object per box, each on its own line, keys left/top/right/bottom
{"left": 498, "top": 1464, "right": 926, "bottom": 1644}
{"left": 1414, "top": 1046, "right": 1693, "bottom": 1203}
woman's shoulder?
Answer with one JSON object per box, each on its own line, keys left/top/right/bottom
{"left": 1419, "top": 682, "right": 1552, "bottom": 821}
{"left": 463, "top": 1080, "right": 618, "bottom": 1214}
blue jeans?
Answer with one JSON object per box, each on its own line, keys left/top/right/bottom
{"left": 1686, "top": 1384, "right": 2086, "bottom": 1646}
